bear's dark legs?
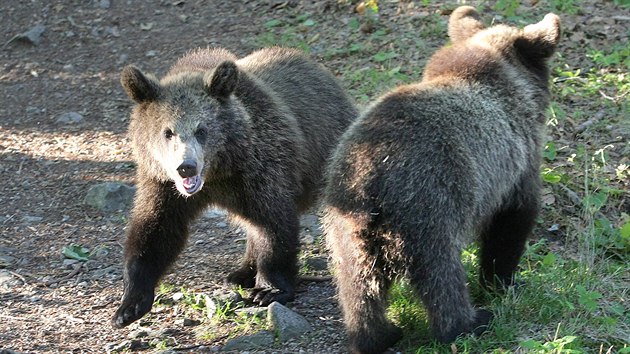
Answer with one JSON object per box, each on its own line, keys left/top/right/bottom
{"left": 339, "top": 253, "right": 401, "bottom": 354}
{"left": 112, "top": 181, "right": 205, "bottom": 327}
{"left": 225, "top": 229, "right": 259, "bottom": 289}
{"left": 408, "top": 236, "right": 491, "bottom": 343}
{"left": 326, "top": 212, "right": 402, "bottom": 354}
{"left": 479, "top": 192, "right": 539, "bottom": 290}
{"left": 227, "top": 200, "right": 300, "bottom": 306}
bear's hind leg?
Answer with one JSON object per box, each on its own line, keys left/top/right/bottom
{"left": 409, "top": 239, "right": 491, "bottom": 343}
{"left": 326, "top": 211, "right": 402, "bottom": 354}
{"left": 479, "top": 189, "right": 539, "bottom": 290}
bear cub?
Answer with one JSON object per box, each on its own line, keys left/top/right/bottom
{"left": 323, "top": 7, "right": 561, "bottom": 354}
{"left": 112, "top": 47, "right": 357, "bottom": 327}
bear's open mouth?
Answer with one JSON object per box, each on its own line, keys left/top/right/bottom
{"left": 181, "top": 175, "right": 202, "bottom": 195}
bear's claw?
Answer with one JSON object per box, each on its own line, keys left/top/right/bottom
{"left": 252, "top": 287, "right": 294, "bottom": 306}
{"left": 111, "top": 289, "right": 154, "bottom": 328}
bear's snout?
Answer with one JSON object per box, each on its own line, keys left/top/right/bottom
{"left": 177, "top": 160, "right": 198, "bottom": 178}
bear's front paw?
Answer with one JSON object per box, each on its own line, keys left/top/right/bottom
{"left": 252, "top": 286, "right": 294, "bottom": 306}
{"left": 225, "top": 266, "right": 256, "bottom": 288}
{"left": 111, "top": 289, "right": 154, "bottom": 328}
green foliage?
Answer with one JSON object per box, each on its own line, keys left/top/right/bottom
{"left": 62, "top": 243, "right": 90, "bottom": 261}
{"left": 493, "top": 0, "right": 520, "bottom": 17}
{"left": 547, "top": 0, "right": 580, "bottom": 14}
{"left": 344, "top": 65, "right": 409, "bottom": 102}
{"left": 519, "top": 335, "right": 581, "bottom": 353}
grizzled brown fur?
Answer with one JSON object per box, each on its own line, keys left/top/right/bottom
{"left": 112, "top": 47, "right": 357, "bottom": 327}
{"left": 323, "top": 7, "right": 561, "bottom": 353}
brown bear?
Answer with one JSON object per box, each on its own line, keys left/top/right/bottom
{"left": 322, "top": 6, "right": 561, "bottom": 353}
{"left": 112, "top": 47, "right": 357, "bottom": 327}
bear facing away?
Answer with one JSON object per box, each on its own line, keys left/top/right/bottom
{"left": 111, "top": 47, "right": 357, "bottom": 327}
{"left": 323, "top": 7, "right": 561, "bottom": 354}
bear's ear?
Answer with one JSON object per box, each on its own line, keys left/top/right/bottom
{"left": 515, "top": 13, "right": 561, "bottom": 60}
{"left": 205, "top": 61, "right": 239, "bottom": 100}
{"left": 448, "top": 6, "right": 486, "bottom": 43}
{"left": 120, "top": 65, "right": 161, "bottom": 103}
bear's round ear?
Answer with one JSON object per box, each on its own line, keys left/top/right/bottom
{"left": 448, "top": 6, "right": 485, "bottom": 43}
{"left": 204, "top": 61, "right": 239, "bottom": 100}
{"left": 120, "top": 65, "right": 161, "bottom": 103}
{"left": 516, "top": 13, "right": 561, "bottom": 59}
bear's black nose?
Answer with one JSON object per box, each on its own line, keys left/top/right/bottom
{"left": 177, "top": 160, "right": 198, "bottom": 178}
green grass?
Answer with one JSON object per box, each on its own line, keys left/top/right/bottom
{"left": 386, "top": 238, "right": 629, "bottom": 353}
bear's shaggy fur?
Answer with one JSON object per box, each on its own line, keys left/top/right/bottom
{"left": 112, "top": 47, "right": 357, "bottom": 327}
{"left": 323, "top": 7, "right": 561, "bottom": 353}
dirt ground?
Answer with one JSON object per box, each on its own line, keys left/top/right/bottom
{"left": 0, "top": 1, "right": 627, "bottom": 353}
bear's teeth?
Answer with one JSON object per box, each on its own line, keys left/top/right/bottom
{"left": 183, "top": 177, "right": 198, "bottom": 189}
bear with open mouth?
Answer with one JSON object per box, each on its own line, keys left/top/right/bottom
{"left": 112, "top": 47, "right": 357, "bottom": 328}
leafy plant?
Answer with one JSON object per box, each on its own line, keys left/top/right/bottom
{"left": 62, "top": 243, "right": 90, "bottom": 261}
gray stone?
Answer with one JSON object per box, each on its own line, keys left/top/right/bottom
{"left": 183, "top": 318, "right": 200, "bottom": 326}
{"left": 299, "top": 214, "right": 321, "bottom": 235}
{"left": 99, "top": 0, "right": 111, "bottom": 9}
{"left": 84, "top": 182, "right": 135, "bottom": 212}
{"left": 221, "top": 331, "right": 274, "bottom": 351}
{"left": 0, "top": 270, "right": 23, "bottom": 288}
{"left": 0, "top": 253, "right": 16, "bottom": 266}
{"left": 62, "top": 258, "right": 79, "bottom": 268}
{"left": 21, "top": 215, "right": 43, "bottom": 223}
{"left": 7, "top": 24, "right": 46, "bottom": 46}
{"left": 267, "top": 302, "right": 312, "bottom": 342}
{"left": 305, "top": 256, "right": 328, "bottom": 271}
{"left": 56, "top": 111, "right": 83, "bottom": 124}
{"left": 204, "top": 208, "right": 227, "bottom": 219}
{"left": 216, "top": 221, "right": 228, "bottom": 228}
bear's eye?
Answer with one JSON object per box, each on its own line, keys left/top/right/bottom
{"left": 195, "top": 127, "right": 208, "bottom": 142}
{"left": 164, "top": 129, "right": 174, "bottom": 140}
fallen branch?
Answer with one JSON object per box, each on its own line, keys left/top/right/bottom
{"left": 44, "top": 264, "right": 82, "bottom": 286}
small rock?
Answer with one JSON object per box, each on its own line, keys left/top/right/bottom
{"left": 183, "top": 318, "right": 200, "bottom": 326}
{"left": 99, "top": 0, "right": 111, "bottom": 9}
{"left": 91, "top": 246, "right": 109, "bottom": 259}
{"left": 84, "top": 182, "right": 136, "bottom": 212}
{"left": 0, "top": 253, "right": 16, "bottom": 266}
{"left": 299, "top": 214, "right": 319, "bottom": 228}
{"left": 127, "top": 330, "right": 148, "bottom": 339}
{"left": 0, "top": 349, "right": 21, "bottom": 354}
{"left": 129, "top": 339, "right": 148, "bottom": 351}
{"left": 204, "top": 208, "right": 227, "bottom": 219}
{"left": 213, "top": 290, "right": 243, "bottom": 306}
{"left": 221, "top": 331, "right": 274, "bottom": 351}
{"left": 62, "top": 259, "right": 79, "bottom": 268}
{"left": 6, "top": 24, "right": 46, "bottom": 46}
{"left": 216, "top": 221, "right": 228, "bottom": 228}
{"left": 0, "top": 270, "right": 23, "bottom": 288}
{"left": 117, "top": 53, "right": 128, "bottom": 65}
{"left": 305, "top": 256, "right": 328, "bottom": 271}
{"left": 145, "top": 50, "right": 158, "bottom": 57}
{"left": 300, "top": 233, "right": 314, "bottom": 245}
{"left": 56, "top": 111, "right": 83, "bottom": 124}
{"left": 22, "top": 215, "right": 43, "bottom": 224}
{"left": 267, "top": 302, "right": 312, "bottom": 342}
{"left": 172, "top": 292, "right": 184, "bottom": 302}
